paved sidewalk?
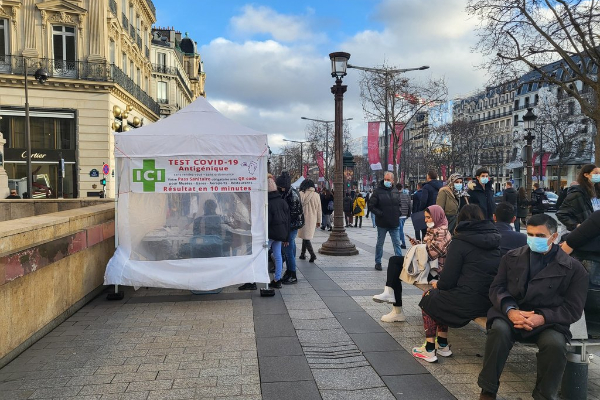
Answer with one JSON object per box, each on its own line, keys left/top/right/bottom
{"left": 1, "top": 219, "right": 599, "bottom": 399}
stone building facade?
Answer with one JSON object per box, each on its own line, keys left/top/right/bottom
{"left": 0, "top": 0, "right": 158, "bottom": 198}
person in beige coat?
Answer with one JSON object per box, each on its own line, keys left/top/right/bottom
{"left": 298, "top": 179, "right": 322, "bottom": 262}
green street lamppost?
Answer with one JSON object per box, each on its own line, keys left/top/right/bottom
{"left": 300, "top": 116, "right": 353, "bottom": 184}
{"left": 522, "top": 107, "right": 538, "bottom": 201}
{"left": 319, "top": 52, "right": 358, "bottom": 256}
{"left": 23, "top": 62, "right": 49, "bottom": 198}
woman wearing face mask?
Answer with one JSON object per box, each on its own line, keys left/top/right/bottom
{"left": 556, "top": 164, "right": 600, "bottom": 231}
{"left": 373, "top": 205, "right": 451, "bottom": 323}
{"left": 436, "top": 173, "right": 470, "bottom": 234}
{"left": 412, "top": 205, "right": 501, "bottom": 363}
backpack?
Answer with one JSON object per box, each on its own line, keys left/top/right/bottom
{"left": 327, "top": 200, "right": 334, "bottom": 211}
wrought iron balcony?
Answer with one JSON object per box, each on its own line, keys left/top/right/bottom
{"left": 130, "top": 25, "right": 136, "bottom": 39}
{"left": 109, "top": 0, "right": 117, "bottom": 16}
{"left": 122, "top": 13, "right": 128, "bottom": 30}
{"left": 0, "top": 55, "right": 160, "bottom": 116}
{"left": 152, "top": 63, "right": 176, "bottom": 75}
{"left": 137, "top": 34, "right": 142, "bottom": 49}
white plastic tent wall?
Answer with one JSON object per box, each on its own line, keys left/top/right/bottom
{"left": 104, "top": 97, "right": 270, "bottom": 290}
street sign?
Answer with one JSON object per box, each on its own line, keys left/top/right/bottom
{"left": 90, "top": 169, "right": 99, "bottom": 177}
{"left": 102, "top": 164, "right": 109, "bottom": 175}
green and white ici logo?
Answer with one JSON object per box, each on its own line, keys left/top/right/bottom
{"left": 133, "top": 159, "right": 165, "bottom": 192}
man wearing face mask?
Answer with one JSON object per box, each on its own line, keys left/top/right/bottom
{"left": 477, "top": 214, "right": 588, "bottom": 400}
{"left": 369, "top": 172, "right": 403, "bottom": 270}
{"left": 468, "top": 167, "right": 495, "bottom": 220}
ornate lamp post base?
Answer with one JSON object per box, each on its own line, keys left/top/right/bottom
{"left": 319, "top": 231, "right": 359, "bottom": 256}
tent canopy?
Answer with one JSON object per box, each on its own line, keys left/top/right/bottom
{"left": 114, "top": 97, "right": 268, "bottom": 158}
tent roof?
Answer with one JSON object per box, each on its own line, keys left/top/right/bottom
{"left": 114, "top": 97, "right": 268, "bottom": 158}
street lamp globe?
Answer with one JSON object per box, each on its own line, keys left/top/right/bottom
{"left": 523, "top": 107, "right": 537, "bottom": 131}
{"left": 329, "top": 52, "right": 351, "bottom": 78}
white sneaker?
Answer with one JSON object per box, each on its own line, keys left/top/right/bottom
{"left": 372, "top": 286, "right": 396, "bottom": 304}
{"left": 380, "top": 306, "right": 406, "bottom": 322}
{"left": 436, "top": 342, "right": 452, "bottom": 357}
{"left": 412, "top": 343, "right": 438, "bottom": 363}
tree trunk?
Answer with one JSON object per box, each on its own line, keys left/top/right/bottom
{"left": 595, "top": 118, "right": 600, "bottom": 164}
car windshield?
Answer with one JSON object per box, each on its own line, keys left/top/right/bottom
{"left": 546, "top": 192, "right": 558, "bottom": 200}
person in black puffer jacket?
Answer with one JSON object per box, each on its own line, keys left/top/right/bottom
{"left": 276, "top": 172, "right": 304, "bottom": 285}
{"left": 343, "top": 193, "right": 354, "bottom": 227}
{"left": 419, "top": 170, "right": 444, "bottom": 211}
{"left": 267, "top": 176, "right": 290, "bottom": 288}
{"left": 369, "top": 172, "right": 402, "bottom": 270}
{"left": 468, "top": 167, "right": 495, "bottom": 220}
{"left": 557, "top": 163, "right": 600, "bottom": 231}
{"left": 320, "top": 189, "right": 334, "bottom": 231}
{"left": 414, "top": 205, "right": 502, "bottom": 362}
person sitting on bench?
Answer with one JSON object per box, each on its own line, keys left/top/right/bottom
{"left": 413, "top": 204, "right": 502, "bottom": 363}
{"left": 478, "top": 214, "right": 589, "bottom": 400}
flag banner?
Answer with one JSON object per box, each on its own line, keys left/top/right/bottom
{"left": 316, "top": 151, "right": 324, "bottom": 179}
{"left": 362, "top": 175, "right": 367, "bottom": 187}
{"left": 541, "top": 153, "right": 551, "bottom": 177}
{"left": 395, "top": 123, "right": 404, "bottom": 168}
{"left": 303, "top": 164, "right": 308, "bottom": 178}
{"left": 368, "top": 122, "right": 382, "bottom": 171}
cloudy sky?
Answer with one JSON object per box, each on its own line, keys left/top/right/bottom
{"left": 152, "top": 0, "right": 488, "bottom": 151}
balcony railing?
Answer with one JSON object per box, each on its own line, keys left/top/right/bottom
{"left": 122, "top": 13, "right": 128, "bottom": 30}
{"left": 152, "top": 63, "right": 176, "bottom": 75}
{"left": 157, "top": 98, "right": 168, "bottom": 104}
{"left": 130, "top": 25, "right": 136, "bottom": 39}
{"left": 137, "top": 34, "right": 142, "bottom": 49}
{"left": 0, "top": 55, "right": 159, "bottom": 116}
{"left": 109, "top": 0, "right": 117, "bottom": 16}
{"left": 176, "top": 68, "right": 194, "bottom": 99}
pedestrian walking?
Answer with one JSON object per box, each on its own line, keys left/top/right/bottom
{"left": 396, "top": 183, "right": 411, "bottom": 249}
{"left": 516, "top": 187, "right": 529, "bottom": 231}
{"left": 468, "top": 167, "right": 495, "bottom": 220}
{"left": 436, "top": 173, "right": 469, "bottom": 234}
{"left": 530, "top": 183, "right": 547, "bottom": 215}
{"left": 369, "top": 172, "right": 403, "bottom": 271}
{"left": 365, "top": 189, "right": 372, "bottom": 218}
{"left": 298, "top": 179, "right": 322, "bottom": 263}
{"left": 343, "top": 193, "right": 354, "bottom": 227}
{"left": 320, "top": 189, "right": 334, "bottom": 231}
{"left": 267, "top": 176, "right": 290, "bottom": 288}
{"left": 501, "top": 181, "right": 518, "bottom": 230}
{"left": 353, "top": 193, "right": 366, "bottom": 227}
{"left": 276, "top": 172, "right": 304, "bottom": 285}
{"left": 557, "top": 164, "right": 600, "bottom": 231}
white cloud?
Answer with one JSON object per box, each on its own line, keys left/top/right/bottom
{"left": 199, "top": 0, "right": 489, "bottom": 153}
{"left": 230, "top": 5, "right": 323, "bottom": 43}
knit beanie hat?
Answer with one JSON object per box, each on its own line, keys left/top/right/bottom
{"left": 276, "top": 171, "right": 291, "bottom": 190}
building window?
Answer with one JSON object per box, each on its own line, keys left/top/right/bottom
{"left": 513, "top": 115, "right": 519, "bottom": 127}
{"left": 157, "top": 52, "right": 166, "bottom": 66}
{"left": 130, "top": 60, "right": 134, "bottom": 79}
{"left": 568, "top": 102, "right": 575, "bottom": 115}
{"left": 137, "top": 68, "right": 140, "bottom": 85}
{"left": 0, "top": 18, "right": 8, "bottom": 66}
{"left": 158, "top": 81, "right": 167, "bottom": 103}
{"left": 109, "top": 40, "right": 115, "bottom": 64}
{"left": 52, "top": 25, "right": 76, "bottom": 77}
{"left": 122, "top": 53, "right": 127, "bottom": 74}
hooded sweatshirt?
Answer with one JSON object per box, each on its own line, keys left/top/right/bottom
{"left": 419, "top": 179, "right": 444, "bottom": 211}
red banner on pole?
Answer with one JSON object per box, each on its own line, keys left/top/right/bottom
{"left": 362, "top": 175, "right": 367, "bottom": 187}
{"left": 541, "top": 153, "right": 551, "bottom": 177}
{"left": 368, "top": 122, "right": 382, "bottom": 170}
{"left": 393, "top": 123, "right": 404, "bottom": 170}
{"left": 441, "top": 165, "right": 447, "bottom": 181}
{"left": 303, "top": 164, "right": 308, "bottom": 178}
{"left": 316, "top": 151, "right": 324, "bottom": 181}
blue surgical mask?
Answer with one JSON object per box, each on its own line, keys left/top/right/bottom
{"left": 527, "top": 236, "right": 551, "bottom": 253}
{"left": 591, "top": 174, "right": 600, "bottom": 183}
{"left": 480, "top": 177, "right": 489, "bottom": 185}
{"left": 384, "top": 181, "right": 392, "bottom": 188}
{"left": 454, "top": 183, "right": 463, "bottom": 191}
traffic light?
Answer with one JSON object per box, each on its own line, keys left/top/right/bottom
{"left": 347, "top": 182, "right": 350, "bottom": 187}
{"left": 100, "top": 178, "right": 106, "bottom": 186}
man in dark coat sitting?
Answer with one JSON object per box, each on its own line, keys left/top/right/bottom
{"left": 478, "top": 214, "right": 588, "bottom": 400}
{"left": 493, "top": 202, "right": 527, "bottom": 256}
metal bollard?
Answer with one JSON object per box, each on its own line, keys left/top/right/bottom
{"left": 560, "top": 351, "right": 589, "bottom": 400}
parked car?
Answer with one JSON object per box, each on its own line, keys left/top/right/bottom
{"left": 543, "top": 191, "right": 558, "bottom": 212}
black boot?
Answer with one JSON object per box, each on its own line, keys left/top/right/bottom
{"left": 281, "top": 270, "right": 291, "bottom": 282}
{"left": 282, "top": 271, "right": 297, "bottom": 285}
{"left": 306, "top": 241, "right": 316, "bottom": 263}
{"left": 299, "top": 240, "right": 307, "bottom": 260}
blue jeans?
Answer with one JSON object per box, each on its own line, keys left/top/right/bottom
{"left": 375, "top": 226, "right": 403, "bottom": 264}
{"left": 282, "top": 229, "right": 298, "bottom": 272}
{"left": 371, "top": 213, "right": 376, "bottom": 227}
{"left": 398, "top": 217, "right": 407, "bottom": 246}
{"left": 269, "top": 239, "right": 283, "bottom": 281}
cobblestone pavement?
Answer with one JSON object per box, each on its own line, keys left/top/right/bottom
{"left": 1, "top": 218, "right": 599, "bottom": 399}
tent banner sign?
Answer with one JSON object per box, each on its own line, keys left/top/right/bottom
{"left": 130, "top": 156, "right": 261, "bottom": 193}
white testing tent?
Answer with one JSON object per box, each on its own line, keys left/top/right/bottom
{"left": 105, "top": 97, "right": 270, "bottom": 290}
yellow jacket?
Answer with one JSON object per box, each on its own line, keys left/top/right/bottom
{"left": 353, "top": 197, "right": 366, "bottom": 216}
